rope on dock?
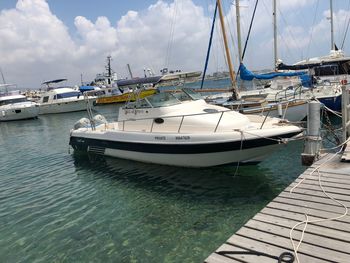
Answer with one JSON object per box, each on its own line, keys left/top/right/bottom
{"left": 289, "top": 140, "right": 350, "bottom": 263}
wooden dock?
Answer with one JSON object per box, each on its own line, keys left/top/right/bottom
{"left": 205, "top": 153, "right": 350, "bottom": 263}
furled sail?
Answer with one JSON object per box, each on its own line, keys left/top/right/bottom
{"left": 239, "top": 63, "right": 306, "bottom": 81}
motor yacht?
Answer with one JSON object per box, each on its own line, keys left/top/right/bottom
{"left": 0, "top": 84, "right": 39, "bottom": 121}
{"left": 69, "top": 88, "right": 302, "bottom": 167}
{"left": 37, "top": 79, "right": 96, "bottom": 114}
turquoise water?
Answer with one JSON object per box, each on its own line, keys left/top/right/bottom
{"left": 0, "top": 104, "right": 307, "bottom": 263}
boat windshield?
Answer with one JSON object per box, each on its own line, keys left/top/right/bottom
{"left": 125, "top": 88, "right": 202, "bottom": 108}
{"left": 146, "top": 92, "right": 180, "bottom": 107}
{"left": 55, "top": 92, "right": 81, "bottom": 99}
{"left": 0, "top": 97, "right": 27, "bottom": 106}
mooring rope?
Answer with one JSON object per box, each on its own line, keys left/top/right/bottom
{"left": 289, "top": 140, "right": 350, "bottom": 263}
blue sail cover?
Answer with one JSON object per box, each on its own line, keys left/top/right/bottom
{"left": 239, "top": 64, "right": 306, "bottom": 81}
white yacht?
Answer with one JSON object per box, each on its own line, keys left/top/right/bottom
{"left": 0, "top": 84, "right": 39, "bottom": 121}
{"left": 38, "top": 79, "right": 96, "bottom": 115}
{"left": 69, "top": 88, "right": 302, "bottom": 167}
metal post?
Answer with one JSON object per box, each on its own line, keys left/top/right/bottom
{"left": 301, "top": 101, "right": 322, "bottom": 165}
{"left": 330, "top": 0, "right": 334, "bottom": 50}
{"left": 235, "top": 0, "right": 242, "bottom": 64}
{"left": 273, "top": 0, "right": 278, "bottom": 69}
{"left": 342, "top": 85, "right": 350, "bottom": 143}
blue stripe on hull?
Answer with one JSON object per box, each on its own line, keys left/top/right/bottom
{"left": 69, "top": 131, "right": 300, "bottom": 155}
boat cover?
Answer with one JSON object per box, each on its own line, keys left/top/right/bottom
{"left": 79, "top": 85, "right": 96, "bottom": 92}
{"left": 42, "top": 78, "right": 67, "bottom": 85}
{"left": 239, "top": 64, "right": 306, "bottom": 81}
{"left": 116, "top": 76, "right": 162, "bottom": 87}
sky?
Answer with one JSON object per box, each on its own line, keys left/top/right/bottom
{"left": 0, "top": 0, "right": 350, "bottom": 89}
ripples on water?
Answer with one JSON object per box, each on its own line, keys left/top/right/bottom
{"left": 0, "top": 104, "right": 306, "bottom": 263}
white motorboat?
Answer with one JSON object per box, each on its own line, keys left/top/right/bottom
{"left": 0, "top": 84, "right": 39, "bottom": 121}
{"left": 69, "top": 88, "right": 302, "bottom": 167}
{"left": 38, "top": 79, "right": 96, "bottom": 114}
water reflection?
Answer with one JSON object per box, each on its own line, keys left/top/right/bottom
{"left": 72, "top": 153, "right": 280, "bottom": 203}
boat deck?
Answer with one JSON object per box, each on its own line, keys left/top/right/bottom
{"left": 205, "top": 153, "right": 350, "bottom": 263}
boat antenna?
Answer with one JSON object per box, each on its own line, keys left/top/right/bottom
{"left": 200, "top": 2, "right": 218, "bottom": 89}
{"left": 330, "top": 0, "right": 334, "bottom": 50}
{"left": 127, "top": 64, "right": 134, "bottom": 79}
{"left": 273, "top": 0, "right": 278, "bottom": 69}
{"left": 106, "top": 56, "right": 112, "bottom": 85}
{"left": 235, "top": 0, "right": 243, "bottom": 64}
{"left": 217, "top": 0, "right": 239, "bottom": 100}
{"left": 0, "top": 67, "right": 6, "bottom": 84}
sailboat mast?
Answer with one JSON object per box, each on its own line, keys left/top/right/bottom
{"left": 217, "top": 0, "right": 238, "bottom": 100}
{"left": 235, "top": 0, "right": 242, "bottom": 63}
{"left": 330, "top": 0, "right": 334, "bottom": 50}
{"left": 273, "top": 0, "right": 278, "bottom": 69}
{"left": 106, "top": 56, "right": 112, "bottom": 85}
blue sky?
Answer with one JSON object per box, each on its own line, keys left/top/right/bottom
{"left": 0, "top": 0, "right": 349, "bottom": 88}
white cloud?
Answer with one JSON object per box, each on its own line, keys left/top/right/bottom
{"left": 0, "top": 0, "right": 213, "bottom": 88}
{"left": 0, "top": 0, "right": 349, "bottom": 88}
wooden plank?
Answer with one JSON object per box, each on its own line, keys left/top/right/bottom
{"left": 235, "top": 226, "right": 350, "bottom": 262}
{"left": 272, "top": 196, "right": 348, "bottom": 214}
{"left": 205, "top": 251, "right": 245, "bottom": 263}
{"left": 297, "top": 174, "right": 350, "bottom": 185}
{"left": 244, "top": 218, "right": 350, "bottom": 254}
{"left": 227, "top": 232, "right": 329, "bottom": 263}
{"left": 297, "top": 172, "right": 350, "bottom": 184}
{"left": 293, "top": 177, "right": 350, "bottom": 190}
{"left": 278, "top": 191, "right": 350, "bottom": 207}
{"left": 209, "top": 243, "right": 276, "bottom": 263}
{"left": 283, "top": 186, "right": 350, "bottom": 203}
{"left": 285, "top": 183, "right": 350, "bottom": 197}
{"left": 253, "top": 213, "right": 350, "bottom": 243}
{"left": 266, "top": 202, "right": 350, "bottom": 225}
{"left": 260, "top": 207, "right": 350, "bottom": 232}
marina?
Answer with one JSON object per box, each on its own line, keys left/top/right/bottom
{"left": 1, "top": 0, "right": 350, "bottom": 262}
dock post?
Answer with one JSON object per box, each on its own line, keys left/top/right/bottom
{"left": 342, "top": 84, "right": 350, "bottom": 143}
{"left": 301, "top": 101, "right": 322, "bottom": 165}
{"left": 341, "top": 83, "right": 350, "bottom": 161}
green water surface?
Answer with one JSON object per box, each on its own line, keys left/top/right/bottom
{"left": 0, "top": 105, "right": 306, "bottom": 262}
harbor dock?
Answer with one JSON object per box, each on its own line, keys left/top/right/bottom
{"left": 205, "top": 153, "right": 350, "bottom": 263}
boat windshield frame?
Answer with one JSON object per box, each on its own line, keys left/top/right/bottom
{"left": 125, "top": 88, "right": 202, "bottom": 109}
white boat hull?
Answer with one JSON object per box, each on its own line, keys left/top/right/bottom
{"left": 0, "top": 103, "right": 39, "bottom": 121}
{"left": 240, "top": 101, "right": 308, "bottom": 122}
{"left": 70, "top": 126, "right": 301, "bottom": 167}
{"left": 38, "top": 98, "right": 91, "bottom": 114}
{"left": 101, "top": 144, "right": 281, "bottom": 167}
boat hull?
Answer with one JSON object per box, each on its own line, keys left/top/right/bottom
{"left": 317, "top": 94, "right": 342, "bottom": 111}
{"left": 0, "top": 103, "right": 39, "bottom": 121}
{"left": 96, "top": 89, "right": 157, "bottom": 104}
{"left": 240, "top": 100, "right": 308, "bottom": 121}
{"left": 69, "top": 129, "right": 301, "bottom": 167}
{"left": 38, "top": 98, "right": 91, "bottom": 115}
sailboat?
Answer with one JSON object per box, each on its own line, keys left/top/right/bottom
{"left": 275, "top": 0, "right": 347, "bottom": 111}
{"left": 204, "top": 0, "right": 309, "bottom": 121}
